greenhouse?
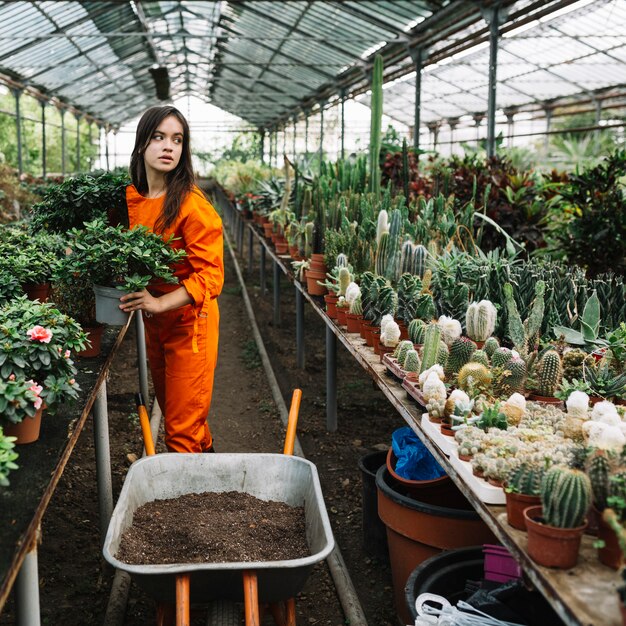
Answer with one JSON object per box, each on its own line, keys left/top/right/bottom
{"left": 0, "top": 1, "right": 625, "bottom": 625}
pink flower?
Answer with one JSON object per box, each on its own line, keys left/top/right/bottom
{"left": 27, "top": 326, "right": 53, "bottom": 343}
{"left": 33, "top": 396, "right": 43, "bottom": 410}
{"left": 64, "top": 350, "right": 71, "bottom": 359}
{"left": 69, "top": 379, "right": 75, "bottom": 385}
{"left": 9, "top": 374, "right": 15, "bottom": 381}
{"left": 28, "top": 381, "right": 43, "bottom": 410}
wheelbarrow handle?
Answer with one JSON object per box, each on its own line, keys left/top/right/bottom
{"left": 135, "top": 393, "right": 156, "bottom": 456}
{"left": 283, "top": 389, "right": 302, "bottom": 456}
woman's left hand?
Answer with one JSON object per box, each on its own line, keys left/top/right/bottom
{"left": 119, "top": 289, "right": 163, "bottom": 315}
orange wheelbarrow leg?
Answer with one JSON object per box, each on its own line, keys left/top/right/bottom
{"left": 176, "top": 574, "right": 190, "bottom": 626}
{"left": 243, "top": 570, "right": 260, "bottom": 626}
{"left": 268, "top": 598, "right": 296, "bottom": 626}
{"left": 156, "top": 602, "right": 175, "bottom": 626}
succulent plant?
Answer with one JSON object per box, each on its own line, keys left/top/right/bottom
{"left": 541, "top": 466, "right": 591, "bottom": 529}
{"left": 470, "top": 349, "right": 490, "bottom": 367}
{"left": 408, "top": 318, "right": 426, "bottom": 345}
{"left": 426, "top": 397, "right": 446, "bottom": 420}
{"left": 457, "top": 363, "right": 492, "bottom": 394}
{"left": 484, "top": 336, "right": 500, "bottom": 358}
{"left": 536, "top": 350, "right": 563, "bottom": 397}
{"left": 496, "top": 356, "right": 527, "bottom": 397}
{"left": 349, "top": 295, "right": 362, "bottom": 315}
{"left": 420, "top": 322, "right": 442, "bottom": 373}
{"left": 337, "top": 267, "right": 351, "bottom": 297}
{"left": 436, "top": 340, "right": 449, "bottom": 369}
{"left": 562, "top": 349, "right": 588, "bottom": 383}
{"left": 491, "top": 347, "right": 514, "bottom": 369}
{"left": 466, "top": 300, "right": 497, "bottom": 343}
{"left": 394, "top": 339, "right": 414, "bottom": 365}
{"left": 506, "top": 461, "right": 546, "bottom": 496}
{"left": 404, "top": 349, "right": 421, "bottom": 373}
{"left": 445, "top": 336, "right": 477, "bottom": 376}
{"left": 587, "top": 452, "right": 611, "bottom": 511}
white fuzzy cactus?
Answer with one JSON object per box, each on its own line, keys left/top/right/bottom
{"left": 437, "top": 315, "right": 462, "bottom": 346}
{"left": 591, "top": 401, "right": 621, "bottom": 425}
{"left": 566, "top": 391, "right": 590, "bottom": 419}
{"left": 465, "top": 300, "right": 497, "bottom": 342}
{"left": 380, "top": 314, "right": 395, "bottom": 333}
{"left": 376, "top": 210, "right": 389, "bottom": 247}
{"left": 345, "top": 282, "right": 360, "bottom": 306}
{"left": 419, "top": 364, "right": 445, "bottom": 386}
{"left": 583, "top": 420, "right": 626, "bottom": 452}
{"left": 449, "top": 389, "right": 470, "bottom": 406}
{"left": 422, "top": 373, "right": 447, "bottom": 402}
{"left": 380, "top": 319, "right": 401, "bottom": 348}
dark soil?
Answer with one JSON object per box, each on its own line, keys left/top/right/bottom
{"left": 117, "top": 492, "right": 308, "bottom": 565}
{"left": 0, "top": 226, "right": 401, "bottom": 625}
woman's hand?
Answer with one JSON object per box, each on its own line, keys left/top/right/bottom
{"left": 119, "top": 289, "right": 163, "bottom": 315}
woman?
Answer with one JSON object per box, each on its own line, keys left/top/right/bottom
{"left": 119, "top": 106, "right": 224, "bottom": 453}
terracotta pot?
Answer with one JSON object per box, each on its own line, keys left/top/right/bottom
{"left": 528, "top": 393, "right": 564, "bottom": 408}
{"left": 77, "top": 324, "right": 105, "bottom": 358}
{"left": 597, "top": 507, "right": 624, "bottom": 570}
{"left": 4, "top": 407, "right": 43, "bottom": 444}
{"left": 346, "top": 313, "right": 363, "bottom": 333}
{"left": 474, "top": 340, "right": 485, "bottom": 349}
{"left": 288, "top": 245, "right": 300, "bottom": 259}
{"left": 377, "top": 466, "right": 495, "bottom": 625}
{"left": 262, "top": 223, "right": 274, "bottom": 238}
{"left": 397, "top": 321, "right": 409, "bottom": 341}
{"left": 274, "top": 239, "right": 289, "bottom": 255}
{"left": 336, "top": 307, "right": 348, "bottom": 327}
{"left": 379, "top": 344, "right": 396, "bottom": 363}
{"left": 324, "top": 294, "right": 339, "bottom": 319}
{"left": 259, "top": 215, "right": 270, "bottom": 225}
{"left": 372, "top": 329, "right": 381, "bottom": 354}
{"left": 308, "top": 254, "right": 327, "bottom": 275}
{"left": 589, "top": 395, "right": 606, "bottom": 406}
{"left": 23, "top": 282, "right": 51, "bottom": 303}
{"left": 440, "top": 423, "right": 455, "bottom": 437}
{"left": 363, "top": 323, "right": 377, "bottom": 347}
{"left": 360, "top": 318, "right": 373, "bottom": 340}
{"left": 305, "top": 269, "right": 327, "bottom": 296}
{"left": 505, "top": 490, "right": 540, "bottom": 531}
{"left": 524, "top": 506, "right": 585, "bottom": 569}
{"left": 386, "top": 449, "right": 452, "bottom": 501}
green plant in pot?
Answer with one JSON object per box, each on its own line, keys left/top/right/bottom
{"left": 504, "top": 461, "right": 546, "bottom": 530}
{"left": 63, "top": 219, "right": 185, "bottom": 325}
{"left": 524, "top": 465, "right": 591, "bottom": 569}
{"left": 0, "top": 426, "right": 18, "bottom": 487}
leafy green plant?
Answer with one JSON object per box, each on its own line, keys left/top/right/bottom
{"left": 0, "top": 427, "right": 18, "bottom": 487}
{"left": 61, "top": 218, "right": 185, "bottom": 292}
{"left": 0, "top": 375, "right": 41, "bottom": 424}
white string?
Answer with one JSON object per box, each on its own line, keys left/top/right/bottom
{"left": 414, "top": 594, "right": 526, "bottom": 626}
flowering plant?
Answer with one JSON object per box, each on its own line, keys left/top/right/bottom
{"left": 0, "top": 375, "right": 42, "bottom": 424}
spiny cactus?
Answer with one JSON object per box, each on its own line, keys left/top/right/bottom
{"left": 491, "top": 347, "right": 514, "bottom": 369}
{"left": 349, "top": 295, "right": 362, "bottom": 315}
{"left": 413, "top": 245, "right": 429, "bottom": 279}
{"left": 471, "top": 350, "right": 490, "bottom": 367}
{"left": 587, "top": 452, "right": 611, "bottom": 511}
{"left": 337, "top": 267, "right": 351, "bottom": 296}
{"left": 536, "top": 350, "right": 563, "bottom": 397}
{"left": 414, "top": 292, "right": 436, "bottom": 321}
{"left": 436, "top": 340, "right": 449, "bottom": 369}
{"left": 562, "top": 349, "right": 587, "bottom": 383}
{"left": 506, "top": 462, "right": 545, "bottom": 496}
{"left": 420, "top": 322, "right": 442, "bottom": 373}
{"left": 408, "top": 318, "right": 426, "bottom": 345}
{"left": 445, "top": 337, "right": 477, "bottom": 376}
{"left": 466, "top": 300, "right": 497, "bottom": 343}
{"left": 457, "top": 363, "right": 492, "bottom": 393}
{"left": 496, "top": 356, "right": 527, "bottom": 397}
{"left": 396, "top": 273, "right": 421, "bottom": 323}
{"left": 304, "top": 222, "right": 314, "bottom": 258}
{"left": 369, "top": 53, "right": 383, "bottom": 199}
{"left": 484, "top": 337, "right": 500, "bottom": 358}
{"left": 404, "top": 349, "right": 420, "bottom": 373}
{"left": 395, "top": 340, "right": 414, "bottom": 366}
{"left": 541, "top": 467, "right": 591, "bottom": 528}
{"left": 608, "top": 471, "right": 626, "bottom": 516}
{"left": 426, "top": 397, "right": 446, "bottom": 420}
{"left": 503, "top": 280, "right": 545, "bottom": 359}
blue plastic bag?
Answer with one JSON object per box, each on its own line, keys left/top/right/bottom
{"left": 391, "top": 427, "right": 446, "bottom": 481}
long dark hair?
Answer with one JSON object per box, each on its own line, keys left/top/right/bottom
{"left": 129, "top": 106, "right": 195, "bottom": 232}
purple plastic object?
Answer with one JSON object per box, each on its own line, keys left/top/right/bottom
{"left": 482, "top": 544, "right": 522, "bottom": 582}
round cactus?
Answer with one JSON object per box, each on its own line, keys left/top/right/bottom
{"left": 484, "top": 336, "right": 500, "bottom": 358}
{"left": 491, "top": 347, "right": 514, "bottom": 368}
{"left": 496, "top": 356, "right": 527, "bottom": 397}
{"left": 562, "top": 349, "right": 587, "bottom": 383}
{"left": 395, "top": 340, "right": 413, "bottom": 366}
{"left": 466, "top": 300, "right": 497, "bottom": 342}
{"left": 470, "top": 349, "right": 490, "bottom": 367}
{"left": 349, "top": 295, "right": 362, "bottom": 315}
{"left": 536, "top": 350, "right": 563, "bottom": 397}
{"left": 408, "top": 318, "right": 426, "bottom": 345}
{"left": 436, "top": 340, "right": 449, "bottom": 369}
{"left": 506, "top": 462, "right": 545, "bottom": 496}
{"left": 541, "top": 467, "right": 591, "bottom": 528}
{"left": 445, "top": 336, "right": 477, "bottom": 376}
{"left": 404, "top": 349, "right": 421, "bottom": 373}
{"left": 457, "top": 363, "right": 492, "bottom": 393}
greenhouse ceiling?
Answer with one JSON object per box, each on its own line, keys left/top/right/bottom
{"left": 0, "top": 0, "right": 624, "bottom": 130}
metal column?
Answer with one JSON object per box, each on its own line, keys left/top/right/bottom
{"left": 76, "top": 114, "right": 81, "bottom": 173}
{"left": 305, "top": 115, "right": 309, "bottom": 157}
{"left": 260, "top": 128, "right": 265, "bottom": 164}
{"left": 135, "top": 312, "right": 150, "bottom": 406}
{"left": 340, "top": 89, "right": 346, "bottom": 160}
{"left": 60, "top": 108, "right": 66, "bottom": 176}
{"left": 273, "top": 261, "right": 281, "bottom": 327}
{"left": 292, "top": 117, "right": 297, "bottom": 159}
{"left": 484, "top": 7, "right": 502, "bottom": 159}
{"left": 15, "top": 539, "right": 40, "bottom": 626}
{"left": 296, "top": 287, "right": 305, "bottom": 369}
{"left": 247, "top": 226, "right": 254, "bottom": 276}
{"left": 411, "top": 48, "right": 424, "bottom": 152}
{"left": 282, "top": 126, "right": 286, "bottom": 158}
{"left": 319, "top": 102, "right": 325, "bottom": 168}
{"left": 40, "top": 100, "right": 46, "bottom": 178}
{"left": 326, "top": 325, "right": 337, "bottom": 432}
{"left": 105, "top": 125, "right": 110, "bottom": 171}
{"left": 268, "top": 127, "right": 273, "bottom": 166}
{"left": 544, "top": 108, "right": 552, "bottom": 152}
{"left": 260, "top": 244, "right": 267, "bottom": 296}
{"left": 88, "top": 122, "right": 93, "bottom": 171}
{"left": 14, "top": 89, "right": 23, "bottom": 175}
{"left": 93, "top": 382, "right": 113, "bottom": 547}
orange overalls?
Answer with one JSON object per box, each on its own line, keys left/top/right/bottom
{"left": 126, "top": 184, "right": 224, "bottom": 453}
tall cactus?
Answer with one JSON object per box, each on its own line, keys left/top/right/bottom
{"left": 587, "top": 453, "right": 611, "bottom": 511}
{"left": 466, "top": 300, "right": 497, "bottom": 343}
{"left": 506, "top": 462, "right": 546, "bottom": 496}
{"left": 420, "top": 322, "right": 442, "bottom": 373}
{"left": 383, "top": 208, "right": 403, "bottom": 282}
{"left": 408, "top": 318, "right": 426, "bottom": 345}
{"left": 503, "top": 280, "right": 545, "bottom": 359}
{"left": 536, "top": 350, "right": 563, "bottom": 397}
{"left": 445, "top": 337, "right": 477, "bottom": 376}
{"left": 541, "top": 467, "right": 591, "bottom": 529}
{"left": 413, "top": 244, "right": 429, "bottom": 279}
{"left": 484, "top": 336, "right": 500, "bottom": 358}
{"left": 337, "top": 267, "right": 351, "bottom": 297}
{"left": 496, "top": 356, "right": 527, "bottom": 397}
{"left": 369, "top": 53, "right": 383, "bottom": 199}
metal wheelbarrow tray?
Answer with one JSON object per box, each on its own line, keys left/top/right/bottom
{"left": 103, "top": 452, "right": 335, "bottom": 605}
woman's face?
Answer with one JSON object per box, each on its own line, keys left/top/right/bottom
{"left": 143, "top": 114, "right": 184, "bottom": 178}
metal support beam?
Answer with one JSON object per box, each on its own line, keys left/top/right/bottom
{"left": 483, "top": 7, "right": 506, "bottom": 159}
{"left": 326, "top": 324, "right": 337, "bottom": 432}
{"left": 105, "top": 124, "right": 110, "bottom": 171}
{"left": 93, "top": 381, "right": 113, "bottom": 548}
{"left": 340, "top": 89, "right": 346, "bottom": 159}
{"left": 88, "top": 122, "right": 93, "bottom": 171}
{"left": 594, "top": 98, "right": 603, "bottom": 152}
{"left": 13, "top": 89, "right": 23, "bottom": 175}
{"left": 40, "top": 100, "right": 46, "bottom": 178}
{"left": 260, "top": 128, "right": 265, "bottom": 163}
{"left": 282, "top": 125, "right": 286, "bottom": 158}
{"left": 135, "top": 312, "right": 149, "bottom": 407}
{"left": 319, "top": 101, "right": 325, "bottom": 171}
{"left": 304, "top": 115, "right": 309, "bottom": 156}
{"left": 296, "top": 287, "right": 305, "bottom": 369}
{"left": 292, "top": 117, "right": 297, "bottom": 159}
{"left": 260, "top": 243, "right": 267, "bottom": 296}
{"left": 268, "top": 127, "right": 273, "bottom": 166}
{"left": 75, "top": 114, "right": 81, "bottom": 173}
{"left": 544, "top": 108, "right": 552, "bottom": 152}
{"left": 273, "top": 261, "right": 281, "bottom": 327}
{"left": 410, "top": 48, "right": 425, "bottom": 152}
{"left": 61, "top": 109, "right": 67, "bottom": 175}
{"left": 15, "top": 537, "right": 40, "bottom": 626}
{"left": 247, "top": 226, "right": 254, "bottom": 277}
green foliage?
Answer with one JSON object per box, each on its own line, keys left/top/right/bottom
{"left": 541, "top": 467, "right": 591, "bottom": 529}
{"left": 506, "top": 461, "right": 545, "bottom": 496}
{"left": 420, "top": 322, "right": 442, "bottom": 373}
{"left": 476, "top": 402, "right": 508, "bottom": 431}
{"left": 535, "top": 350, "right": 563, "bottom": 397}
{"left": 29, "top": 172, "right": 130, "bottom": 233}
{"left": 0, "top": 427, "right": 18, "bottom": 487}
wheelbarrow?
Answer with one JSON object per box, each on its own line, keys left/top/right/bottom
{"left": 103, "top": 390, "right": 335, "bottom": 626}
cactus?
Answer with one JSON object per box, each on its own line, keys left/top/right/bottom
{"left": 396, "top": 273, "right": 421, "bottom": 323}
{"left": 608, "top": 472, "right": 626, "bottom": 518}
{"left": 496, "top": 356, "right": 527, "bottom": 397}
{"left": 413, "top": 244, "right": 429, "bottom": 279}
{"left": 563, "top": 349, "right": 587, "bottom": 382}
{"left": 470, "top": 350, "right": 490, "bottom": 367}
{"left": 404, "top": 349, "right": 421, "bottom": 373}
{"left": 587, "top": 453, "right": 611, "bottom": 511}
{"left": 506, "top": 462, "right": 545, "bottom": 496}
{"left": 503, "top": 280, "right": 545, "bottom": 359}
{"left": 395, "top": 340, "right": 414, "bottom": 366}
{"left": 349, "top": 295, "right": 362, "bottom": 315}
{"left": 304, "top": 222, "right": 314, "bottom": 258}
{"left": 402, "top": 138, "right": 410, "bottom": 202}
{"left": 466, "top": 300, "right": 497, "bottom": 343}
{"left": 372, "top": 284, "right": 397, "bottom": 326}
{"left": 369, "top": 53, "right": 383, "bottom": 199}
{"left": 457, "top": 363, "right": 492, "bottom": 393}
{"left": 436, "top": 340, "right": 449, "bottom": 369}
{"left": 541, "top": 467, "right": 591, "bottom": 528}
{"left": 376, "top": 210, "right": 389, "bottom": 247}
{"left": 491, "top": 347, "right": 514, "bottom": 369}
{"left": 414, "top": 292, "right": 436, "bottom": 321}
{"left": 484, "top": 336, "right": 500, "bottom": 358}
{"left": 408, "top": 318, "right": 426, "bottom": 345}
{"left": 536, "top": 350, "right": 563, "bottom": 397}
{"left": 400, "top": 240, "right": 415, "bottom": 275}
{"left": 337, "top": 267, "right": 351, "bottom": 297}
{"left": 336, "top": 253, "right": 349, "bottom": 268}
{"left": 445, "top": 337, "right": 477, "bottom": 376}
{"left": 420, "top": 323, "right": 442, "bottom": 373}
{"left": 375, "top": 231, "right": 389, "bottom": 277}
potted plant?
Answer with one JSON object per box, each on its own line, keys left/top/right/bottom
{"left": 62, "top": 219, "right": 185, "bottom": 325}
{"left": 504, "top": 461, "right": 546, "bottom": 530}
{"left": 0, "top": 426, "right": 19, "bottom": 486}
{"left": 524, "top": 466, "right": 592, "bottom": 569}
{"left": 0, "top": 375, "right": 44, "bottom": 444}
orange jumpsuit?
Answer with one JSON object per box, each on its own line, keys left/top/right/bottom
{"left": 126, "top": 184, "right": 224, "bottom": 452}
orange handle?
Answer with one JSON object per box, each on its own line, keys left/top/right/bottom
{"left": 283, "top": 389, "right": 302, "bottom": 456}
{"left": 136, "top": 393, "right": 155, "bottom": 456}
{"left": 243, "top": 570, "right": 260, "bottom": 626}
{"left": 175, "top": 574, "right": 190, "bottom": 626}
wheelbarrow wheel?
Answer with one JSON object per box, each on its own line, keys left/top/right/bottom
{"left": 206, "top": 599, "right": 241, "bottom": 625}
